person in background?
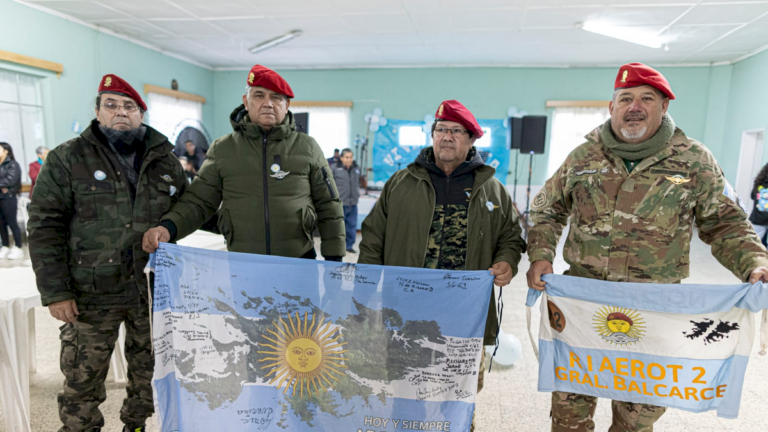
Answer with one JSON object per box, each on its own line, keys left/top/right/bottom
{"left": 0, "top": 142, "right": 23, "bottom": 260}
{"left": 332, "top": 148, "right": 360, "bottom": 253}
{"left": 184, "top": 140, "right": 206, "bottom": 173}
{"left": 29, "top": 145, "right": 49, "bottom": 198}
{"left": 179, "top": 156, "right": 196, "bottom": 184}
{"left": 750, "top": 162, "right": 768, "bottom": 246}
{"left": 327, "top": 148, "right": 341, "bottom": 167}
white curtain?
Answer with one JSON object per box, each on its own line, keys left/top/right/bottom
{"left": 290, "top": 106, "right": 350, "bottom": 158}
{"left": 547, "top": 107, "right": 611, "bottom": 178}
{"left": 0, "top": 69, "right": 46, "bottom": 184}
{"left": 147, "top": 92, "right": 203, "bottom": 140}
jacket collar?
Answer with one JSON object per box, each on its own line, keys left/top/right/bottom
{"left": 586, "top": 124, "right": 692, "bottom": 174}
{"left": 229, "top": 104, "right": 296, "bottom": 142}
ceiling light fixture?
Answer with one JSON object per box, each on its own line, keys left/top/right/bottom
{"left": 579, "top": 21, "right": 663, "bottom": 49}
{"left": 248, "top": 30, "right": 303, "bottom": 54}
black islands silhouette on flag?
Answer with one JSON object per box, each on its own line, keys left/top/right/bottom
{"left": 683, "top": 319, "right": 740, "bottom": 345}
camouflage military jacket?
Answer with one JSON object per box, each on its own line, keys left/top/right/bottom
{"left": 529, "top": 125, "right": 768, "bottom": 283}
{"left": 28, "top": 122, "right": 187, "bottom": 308}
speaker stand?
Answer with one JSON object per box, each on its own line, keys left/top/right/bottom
{"left": 523, "top": 151, "right": 534, "bottom": 240}
{"left": 512, "top": 150, "right": 519, "bottom": 203}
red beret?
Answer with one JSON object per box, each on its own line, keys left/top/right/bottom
{"left": 246, "top": 65, "right": 294, "bottom": 98}
{"left": 607, "top": 312, "right": 633, "bottom": 326}
{"left": 614, "top": 63, "right": 675, "bottom": 100}
{"left": 434, "top": 100, "right": 483, "bottom": 138}
{"left": 98, "top": 74, "right": 146, "bottom": 111}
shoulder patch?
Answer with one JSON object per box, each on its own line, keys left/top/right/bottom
{"left": 533, "top": 190, "right": 547, "bottom": 209}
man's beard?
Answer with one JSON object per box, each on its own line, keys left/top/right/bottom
{"left": 620, "top": 126, "right": 647, "bottom": 140}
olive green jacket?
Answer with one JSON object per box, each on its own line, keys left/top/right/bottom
{"left": 358, "top": 155, "right": 526, "bottom": 345}
{"left": 28, "top": 122, "right": 188, "bottom": 308}
{"left": 162, "top": 106, "right": 345, "bottom": 258}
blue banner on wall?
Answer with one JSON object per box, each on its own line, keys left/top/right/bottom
{"left": 372, "top": 119, "right": 510, "bottom": 187}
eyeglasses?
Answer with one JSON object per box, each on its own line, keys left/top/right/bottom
{"left": 434, "top": 127, "right": 469, "bottom": 137}
{"left": 101, "top": 102, "right": 140, "bottom": 113}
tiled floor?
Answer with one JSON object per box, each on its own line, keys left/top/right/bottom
{"left": 2, "top": 230, "right": 766, "bottom": 431}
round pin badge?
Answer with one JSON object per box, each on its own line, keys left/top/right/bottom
{"left": 94, "top": 170, "right": 107, "bottom": 181}
{"left": 271, "top": 164, "right": 280, "bottom": 173}
{"left": 169, "top": 185, "right": 177, "bottom": 197}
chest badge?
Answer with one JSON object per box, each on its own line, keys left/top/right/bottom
{"left": 665, "top": 174, "right": 691, "bottom": 185}
{"left": 486, "top": 201, "right": 499, "bottom": 212}
{"left": 270, "top": 170, "right": 290, "bottom": 180}
{"left": 169, "top": 185, "right": 177, "bottom": 196}
{"left": 161, "top": 174, "right": 173, "bottom": 182}
{"left": 93, "top": 170, "right": 106, "bottom": 181}
{"left": 270, "top": 164, "right": 280, "bottom": 173}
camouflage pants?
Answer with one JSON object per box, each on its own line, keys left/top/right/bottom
{"left": 551, "top": 391, "right": 666, "bottom": 432}
{"left": 58, "top": 307, "right": 154, "bottom": 432}
{"left": 470, "top": 350, "right": 486, "bottom": 432}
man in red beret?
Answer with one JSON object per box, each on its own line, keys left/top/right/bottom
{"left": 142, "top": 65, "right": 345, "bottom": 261}
{"left": 28, "top": 74, "right": 188, "bottom": 432}
{"left": 359, "top": 100, "right": 525, "bottom": 431}
{"left": 527, "top": 63, "right": 768, "bottom": 431}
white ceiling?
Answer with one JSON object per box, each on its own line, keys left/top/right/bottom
{"left": 17, "top": 0, "right": 768, "bottom": 70}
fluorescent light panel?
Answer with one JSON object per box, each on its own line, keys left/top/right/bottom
{"left": 249, "top": 30, "right": 303, "bottom": 54}
{"left": 581, "top": 21, "right": 663, "bottom": 49}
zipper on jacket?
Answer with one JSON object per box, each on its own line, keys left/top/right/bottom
{"left": 321, "top": 167, "right": 338, "bottom": 199}
{"left": 262, "top": 134, "right": 271, "bottom": 255}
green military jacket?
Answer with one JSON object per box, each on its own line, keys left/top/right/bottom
{"left": 529, "top": 125, "right": 768, "bottom": 283}
{"left": 162, "top": 106, "right": 345, "bottom": 258}
{"left": 28, "top": 122, "right": 188, "bottom": 308}
{"left": 358, "top": 158, "right": 526, "bottom": 345}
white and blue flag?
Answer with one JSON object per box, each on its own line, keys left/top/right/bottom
{"left": 148, "top": 243, "right": 494, "bottom": 431}
{"left": 526, "top": 274, "right": 768, "bottom": 419}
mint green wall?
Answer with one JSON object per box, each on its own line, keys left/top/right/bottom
{"left": 214, "top": 66, "right": 713, "bottom": 184}
{"left": 721, "top": 50, "right": 768, "bottom": 181}
{"left": 0, "top": 0, "right": 214, "bottom": 147}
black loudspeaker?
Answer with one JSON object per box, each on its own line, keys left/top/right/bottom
{"left": 520, "top": 115, "right": 547, "bottom": 154}
{"left": 509, "top": 117, "right": 523, "bottom": 150}
{"left": 294, "top": 112, "right": 309, "bottom": 134}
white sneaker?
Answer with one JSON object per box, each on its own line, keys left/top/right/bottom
{"left": 6, "top": 246, "right": 23, "bottom": 260}
{"left": 0, "top": 246, "right": 9, "bottom": 259}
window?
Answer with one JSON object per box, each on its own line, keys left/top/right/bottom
{"left": 290, "top": 106, "right": 350, "bottom": 157}
{"left": 474, "top": 127, "right": 493, "bottom": 148}
{"left": 547, "top": 107, "right": 610, "bottom": 178}
{"left": 147, "top": 92, "right": 203, "bottom": 140}
{"left": 0, "top": 69, "right": 47, "bottom": 183}
{"left": 398, "top": 126, "right": 426, "bottom": 147}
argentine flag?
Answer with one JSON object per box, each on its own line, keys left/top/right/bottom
{"left": 526, "top": 274, "right": 768, "bottom": 418}
{"left": 147, "top": 243, "right": 494, "bottom": 431}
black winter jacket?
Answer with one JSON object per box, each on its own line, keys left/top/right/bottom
{"left": 0, "top": 158, "right": 21, "bottom": 199}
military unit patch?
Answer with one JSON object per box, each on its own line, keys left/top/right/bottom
{"left": 533, "top": 191, "right": 546, "bottom": 208}
{"left": 665, "top": 174, "right": 691, "bottom": 185}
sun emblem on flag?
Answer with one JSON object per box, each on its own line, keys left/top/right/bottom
{"left": 593, "top": 306, "right": 645, "bottom": 345}
{"left": 258, "top": 312, "right": 349, "bottom": 398}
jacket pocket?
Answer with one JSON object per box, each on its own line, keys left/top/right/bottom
{"left": 634, "top": 177, "right": 693, "bottom": 233}
{"left": 218, "top": 208, "right": 234, "bottom": 245}
{"left": 70, "top": 249, "right": 124, "bottom": 294}
{"left": 59, "top": 324, "right": 81, "bottom": 382}
{"left": 73, "top": 179, "right": 117, "bottom": 220}
{"left": 153, "top": 182, "right": 173, "bottom": 220}
{"left": 301, "top": 206, "right": 317, "bottom": 242}
{"left": 321, "top": 167, "right": 338, "bottom": 199}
